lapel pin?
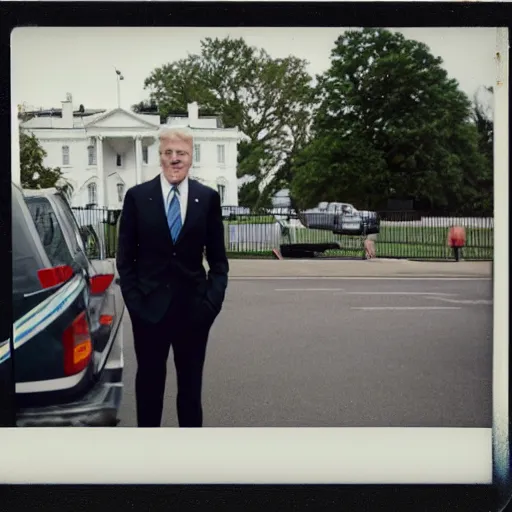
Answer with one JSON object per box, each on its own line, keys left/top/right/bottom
{"left": 195, "top": 198, "right": 199, "bottom": 202}
{"left": 149, "top": 197, "right": 153, "bottom": 201}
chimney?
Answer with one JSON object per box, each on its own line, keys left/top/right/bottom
{"left": 187, "top": 102, "right": 199, "bottom": 125}
{"left": 61, "top": 93, "right": 73, "bottom": 127}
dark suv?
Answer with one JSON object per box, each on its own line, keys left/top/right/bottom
{"left": 8, "top": 183, "right": 125, "bottom": 426}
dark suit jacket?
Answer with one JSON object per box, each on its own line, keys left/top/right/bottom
{"left": 116, "top": 175, "right": 229, "bottom": 325}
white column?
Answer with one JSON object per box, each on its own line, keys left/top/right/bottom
{"left": 135, "top": 135, "right": 143, "bottom": 184}
{"left": 96, "top": 136, "right": 106, "bottom": 207}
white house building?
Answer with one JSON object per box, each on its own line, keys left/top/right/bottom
{"left": 20, "top": 94, "right": 242, "bottom": 209}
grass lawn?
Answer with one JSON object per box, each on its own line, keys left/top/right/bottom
{"left": 226, "top": 243, "right": 493, "bottom": 261}
{"left": 289, "top": 225, "right": 493, "bottom": 246}
{"left": 227, "top": 251, "right": 276, "bottom": 259}
{"left": 224, "top": 215, "right": 276, "bottom": 224}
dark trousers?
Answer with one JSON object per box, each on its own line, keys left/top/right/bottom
{"left": 131, "top": 302, "right": 210, "bottom": 428}
{"left": 452, "top": 246, "right": 461, "bottom": 262}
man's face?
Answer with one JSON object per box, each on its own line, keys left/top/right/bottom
{"left": 159, "top": 136, "right": 192, "bottom": 184}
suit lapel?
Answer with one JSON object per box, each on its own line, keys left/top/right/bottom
{"left": 175, "top": 178, "right": 202, "bottom": 245}
{"left": 147, "top": 175, "right": 175, "bottom": 246}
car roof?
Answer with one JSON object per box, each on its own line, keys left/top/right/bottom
{"left": 22, "top": 187, "right": 59, "bottom": 197}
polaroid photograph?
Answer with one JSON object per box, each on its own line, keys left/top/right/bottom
{"left": 0, "top": 3, "right": 509, "bottom": 509}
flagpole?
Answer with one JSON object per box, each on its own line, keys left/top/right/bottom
{"left": 114, "top": 67, "right": 124, "bottom": 108}
{"left": 117, "top": 75, "right": 121, "bottom": 108}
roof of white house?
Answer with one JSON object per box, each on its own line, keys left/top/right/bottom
{"left": 20, "top": 107, "right": 162, "bottom": 130}
{"left": 19, "top": 99, "right": 248, "bottom": 139}
{"left": 20, "top": 116, "right": 95, "bottom": 129}
{"left": 81, "top": 107, "right": 161, "bottom": 128}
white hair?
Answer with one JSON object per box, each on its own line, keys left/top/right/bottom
{"left": 158, "top": 126, "right": 194, "bottom": 146}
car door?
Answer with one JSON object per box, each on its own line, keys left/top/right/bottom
{"left": 27, "top": 193, "right": 124, "bottom": 378}
{"left": 12, "top": 184, "right": 94, "bottom": 410}
{"left": 0, "top": 190, "right": 14, "bottom": 425}
{"left": 0, "top": 336, "right": 15, "bottom": 426}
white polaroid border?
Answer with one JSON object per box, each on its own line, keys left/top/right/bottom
{"left": 5, "top": 26, "right": 507, "bottom": 485}
{"left": 492, "top": 26, "right": 509, "bottom": 488}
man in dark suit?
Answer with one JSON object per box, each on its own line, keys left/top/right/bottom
{"left": 116, "top": 127, "right": 229, "bottom": 428}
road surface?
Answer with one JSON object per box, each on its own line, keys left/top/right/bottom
{"left": 117, "top": 276, "right": 493, "bottom": 428}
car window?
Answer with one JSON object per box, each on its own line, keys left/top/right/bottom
{"left": 12, "top": 185, "right": 51, "bottom": 321}
{"left": 12, "top": 186, "right": 46, "bottom": 294}
{"left": 51, "top": 194, "right": 100, "bottom": 264}
{"left": 25, "top": 197, "right": 74, "bottom": 268}
{"left": 80, "top": 225, "right": 102, "bottom": 260}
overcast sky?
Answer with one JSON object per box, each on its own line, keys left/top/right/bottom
{"left": 11, "top": 27, "right": 497, "bottom": 112}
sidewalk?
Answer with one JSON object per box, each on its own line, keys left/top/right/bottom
{"left": 110, "top": 258, "right": 492, "bottom": 278}
{"left": 225, "top": 258, "right": 492, "bottom": 278}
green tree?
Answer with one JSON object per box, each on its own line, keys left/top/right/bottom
{"left": 291, "top": 28, "right": 489, "bottom": 213}
{"left": 238, "top": 180, "right": 268, "bottom": 209}
{"left": 132, "top": 99, "right": 158, "bottom": 113}
{"left": 141, "top": 37, "right": 314, "bottom": 208}
{"left": 20, "top": 130, "right": 72, "bottom": 198}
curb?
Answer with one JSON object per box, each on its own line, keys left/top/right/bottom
{"left": 228, "top": 275, "right": 491, "bottom": 279}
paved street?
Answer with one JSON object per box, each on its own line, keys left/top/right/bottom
{"left": 117, "top": 276, "right": 493, "bottom": 428}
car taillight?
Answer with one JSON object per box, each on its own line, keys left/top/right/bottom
{"left": 99, "top": 314, "right": 113, "bottom": 326}
{"left": 62, "top": 311, "right": 92, "bottom": 376}
{"left": 37, "top": 265, "right": 73, "bottom": 289}
{"left": 90, "top": 274, "right": 115, "bottom": 295}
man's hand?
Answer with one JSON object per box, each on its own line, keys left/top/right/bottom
{"left": 203, "top": 191, "right": 229, "bottom": 315}
{"left": 116, "top": 188, "right": 141, "bottom": 311}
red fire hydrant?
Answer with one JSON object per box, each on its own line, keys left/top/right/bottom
{"left": 447, "top": 225, "right": 466, "bottom": 262}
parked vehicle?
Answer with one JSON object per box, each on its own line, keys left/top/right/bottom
{"left": 300, "top": 202, "right": 380, "bottom": 236}
{"left": 11, "top": 183, "right": 125, "bottom": 426}
{"left": 222, "top": 206, "right": 251, "bottom": 219}
{"left": 0, "top": 337, "right": 15, "bottom": 426}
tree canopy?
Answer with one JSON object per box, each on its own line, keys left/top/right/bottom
{"left": 20, "top": 130, "right": 63, "bottom": 189}
{"left": 290, "top": 28, "right": 492, "bottom": 214}
{"left": 20, "top": 130, "right": 72, "bottom": 198}
{"left": 140, "top": 36, "right": 314, "bottom": 207}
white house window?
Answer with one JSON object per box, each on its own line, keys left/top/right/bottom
{"left": 87, "top": 183, "right": 97, "bottom": 205}
{"left": 117, "top": 183, "right": 125, "bottom": 202}
{"left": 116, "top": 154, "right": 122, "bottom": 167}
{"left": 194, "top": 144, "right": 201, "bottom": 163}
{"left": 142, "top": 146, "right": 148, "bottom": 164}
{"left": 62, "top": 145, "right": 70, "bottom": 166}
{"left": 217, "top": 144, "right": 225, "bottom": 164}
{"left": 87, "top": 145, "right": 96, "bottom": 166}
{"left": 217, "top": 184, "right": 226, "bottom": 204}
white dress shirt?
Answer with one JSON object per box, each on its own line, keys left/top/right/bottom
{"left": 161, "top": 173, "right": 188, "bottom": 224}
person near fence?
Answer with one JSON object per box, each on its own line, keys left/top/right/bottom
{"left": 116, "top": 126, "right": 229, "bottom": 428}
{"left": 447, "top": 225, "right": 466, "bottom": 262}
{"left": 364, "top": 233, "right": 377, "bottom": 259}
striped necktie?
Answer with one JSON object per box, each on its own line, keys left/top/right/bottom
{"left": 167, "top": 185, "right": 182, "bottom": 243}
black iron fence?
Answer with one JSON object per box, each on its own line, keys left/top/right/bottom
{"left": 72, "top": 206, "right": 494, "bottom": 261}
{"left": 72, "top": 207, "right": 121, "bottom": 259}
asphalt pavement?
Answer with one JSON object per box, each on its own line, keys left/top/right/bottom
{"left": 117, "top": 275, "right": 493, "bottom": 428}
